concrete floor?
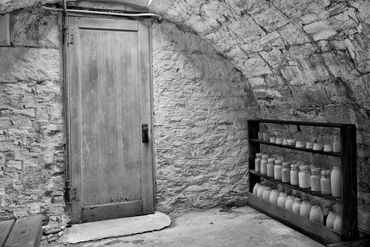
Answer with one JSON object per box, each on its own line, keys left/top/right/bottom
{"left": 46, "top": 206, "right": 324, "bottom": 247}
{"left": 60, "top": 212, "right": 171, "bottom": 244}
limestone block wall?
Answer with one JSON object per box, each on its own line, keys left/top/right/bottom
{"left": 0, "top": 6, "right": 260, "bottom": 233}
{"left": 152, "top": 22, "right": 260, "bottom": 212}
{"left": 0, "top": 9, "right": 67, "bottom": 233}
{"left": 149, "top": 0, "right": 370, "bottom": 233}
{"left": 2, "top": 0, "right": 369, "bottom": 235}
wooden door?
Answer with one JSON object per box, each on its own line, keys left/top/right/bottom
{"left": 67, "top": 16, "right": 154, "bottom": 223}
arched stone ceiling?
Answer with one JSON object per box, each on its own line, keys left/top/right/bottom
{"left": 1, "top": 0, "right": 370, "bottom": 232}
{"left": 147, "top": 2, "right": 370, "bottom": 214}
{"left": 148, "top": 0, "right": 370, "bottom": 119}
{"left": 1, "top": 0, "right": 370, "bottom": 122}
{"left": 0, "top": 0, "right": 54, "bottom": 13}
{"left": 148, "top": 1, "right": 370, "bottom": 232}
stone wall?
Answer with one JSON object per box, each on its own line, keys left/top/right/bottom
{"left": 152, "top": 22, "right": 260, "bottom": 212}
{"left": 0, "top": 5, "right": 261, "bottom": 234}
{"left": 0, "top": 8, "right": 68, "bottom": 234}
{"left": 1, "top": 0, "right": 370, "bottom": 236}
{"left": 149, "top": 0, "right": 370, "bottom": 233}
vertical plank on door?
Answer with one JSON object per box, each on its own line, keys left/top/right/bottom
{"left": 68, "top": 17, "right": 83, "bottom": 223}
{"left": 114, "top": 30, "right": 125, "bottom": 203}
{"left": 80, "top": 28, "right": 104, "bottom": 206}
{"left": 119, "top": 28, "right": 142, "bottom": 202}
{"left": 99, "top": 28, "right": 118, "bottom": 204}
{"left": 138, "top": 20, "right": 155, "bottom": 214}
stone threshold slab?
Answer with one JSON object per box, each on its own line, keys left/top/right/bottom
{"left": 60, "top": 212, "right": 171, "bottom": 244}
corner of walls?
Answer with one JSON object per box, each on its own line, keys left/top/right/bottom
{"left": 149, "top": 0, "right": 370, "bottom": 233}
{"left": 152, "top": 21, "right": 260, "bottom": 212}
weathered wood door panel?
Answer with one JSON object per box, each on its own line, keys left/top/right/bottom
{"left": 67, "top": 16, "right": 154, "bottom": 223}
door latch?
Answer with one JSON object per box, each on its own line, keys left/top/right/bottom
{"left": 142, "top": 124, "right": 149, "bottom": 143}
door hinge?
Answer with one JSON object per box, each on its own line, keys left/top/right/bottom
{"left": 70, "top": 188, "right": 78, "bottom": 201}
{"left": 67, "top": 188, "right": 78, "bottom": 202}
{"left": 66, "top": 32, "right": 74, "bottom": 45}
{"left": 66, "top": 180, "right": 79, "bottom": 202}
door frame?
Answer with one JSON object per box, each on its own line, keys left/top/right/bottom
{"left": 63, "top": 14, "right": 156, "bottom": 223}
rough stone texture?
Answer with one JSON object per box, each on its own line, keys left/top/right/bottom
{"left": 0, "top": 0, "right": 56, "bottom": 14}
{"left": 1, "top": 0, "right": 370, "bottom": 236}
{"left": 0, "top": 48, "right": 61, "bottom": 82}
{"left": 149, "top": 0, "right": 370, "bottom": 234}
{"left": 0, "top": 4, "right": 261, "bottom": 236}
{"left": 10, "top": 9, "right": 61, "bottom": 48}
{"left": 0, "top": 8, "right": 67, "bottom": 235}
{"left": 152, "top": 22, "right": 260, "bottom": 212}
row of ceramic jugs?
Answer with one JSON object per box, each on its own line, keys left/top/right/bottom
{"left": 257, "top": 131, "right": 341, "bottom": 153}
{"left": 253, "top": 183, "right": 342, "bottom": 233}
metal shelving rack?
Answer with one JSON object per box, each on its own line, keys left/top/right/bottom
{"left": 247, "top": 119, "right": 358, "bottom": 245}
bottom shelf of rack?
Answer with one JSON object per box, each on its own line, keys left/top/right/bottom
{"left": 247, "top": 192, "right": 342, "bottom": 245}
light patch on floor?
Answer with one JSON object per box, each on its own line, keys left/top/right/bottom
{"left": 60, "top": 212, "right": 171, "bottom": 244}
{"left": 53, "top": 207, "right": 324, "bottom": 247}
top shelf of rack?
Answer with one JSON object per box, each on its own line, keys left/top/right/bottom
{"left": 249, "top": 139, "right": 342, "bottom": 157}
{"left": 248, "top": 119, "right": 355, "bottom": 128}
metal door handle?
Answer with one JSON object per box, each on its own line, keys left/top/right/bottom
{"left": 142, "top": 124, "right": 149, "bottom": 143}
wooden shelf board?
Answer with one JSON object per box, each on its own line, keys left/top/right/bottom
{"left": 249, "top": 139, "right": 342, "bottom": 157}
{"left": 249, "top": 170, "right": 341, "bottom": 202}
{"left": 247, "top": 193, "right": 342, "bottom": 245}
{"left": 247, "top": 119, "right": 354, "bottom": 128}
